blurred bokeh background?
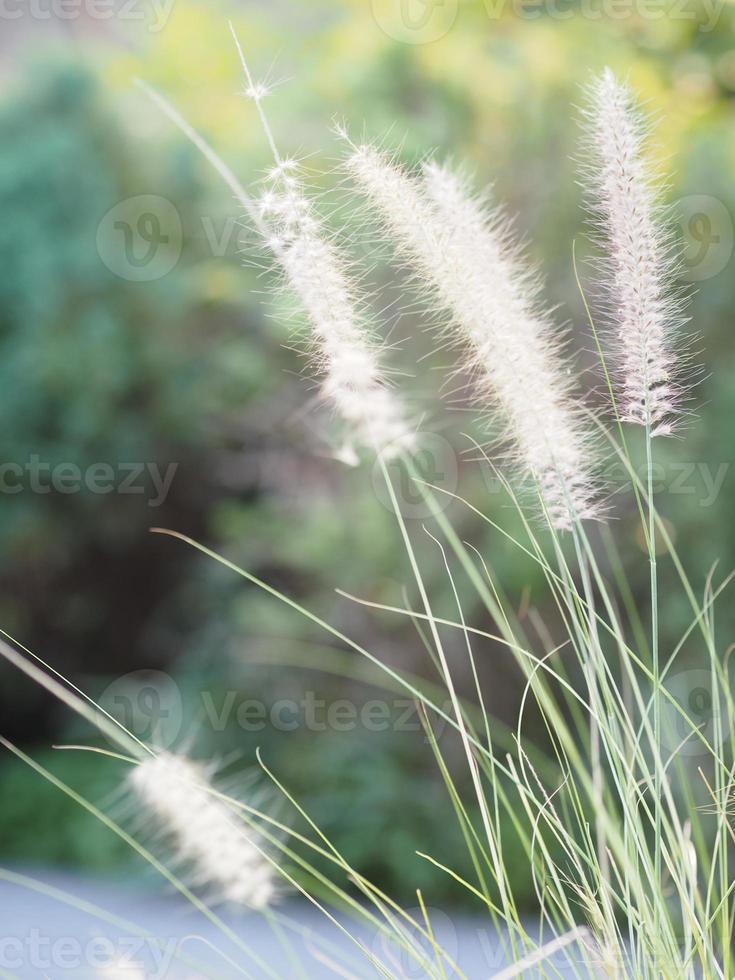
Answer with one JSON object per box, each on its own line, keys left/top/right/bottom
{"left": 1, "top": 0, "right": 735, "bottom": 911}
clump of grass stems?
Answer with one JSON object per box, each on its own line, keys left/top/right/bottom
{"left": 0, "top": 47, "right": 730, "bottom": 980}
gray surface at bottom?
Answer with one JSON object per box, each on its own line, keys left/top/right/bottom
{"left": 0, "top": 869, "right": 591, "bottom": 978}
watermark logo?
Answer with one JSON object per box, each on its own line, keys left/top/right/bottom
{"left": 0, "top": 0, "right": 175, "bottom": 33}
{"left": 676, "top": 194, "right": 733, "bottom": 282}
{"left": 661, "top": 669, "right": 725, "bottom": 758}
{"left": 370, "top": 0, "right": 726, "bottom": 40}
{"left": 0, "top": 457, "right": 178, "bottom": 506}
{"left": 98, "top": 670, "right": 183, "bottom": 748}
{"left": 370, "top": 0, "right": 458, "bottom": 44}
{"left": 605, "top": 459, "right": 730, "bottom": 509}
{"left": 0, "top": 930, "right": 184, "bottom": 978}
{"left": 97, "top": 195, "right": 182, "bottom": 282}
{"left": 369, "top": 906, "right": 458, "bottom": 977}
{"left": 372, "top": 432, "right": 458, "bottom": 518}
{"left": 94, "top": 675, "right": 458, "bottom": 742}
{"left": 198, "top": 690, "right": 452, "bottom": 736}
{"left": 483, "top": 0, "right": 725, "bottom": 29}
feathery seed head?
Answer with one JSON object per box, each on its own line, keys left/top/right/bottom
{"left": 244, "top": 82, "right": 270, "bottom": 102}
{"left": 130, "top": 751, "right": 276, "bottom": 909}
{"left": 583, "top": 69, "right": 686, "bottom": 435}
{"left": 261, "top": 164, "right": 414, "bottom": 461}
{"left": 227, "top": 31, "right": 414, "bottom": 463}
{"left": 346, "top": 145, "right": 599, "bottom": 530}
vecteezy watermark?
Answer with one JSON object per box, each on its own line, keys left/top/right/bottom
{"left": 98, "top": 190, "right": 735, "bottom": 285}
{"left": 369, "top": 0, "right": 726, "bottom": 42}
{"left": 601, "top": 460, "right": 731, "bottom": 509}
{"left": 367, "top": 908, "right": 594, "bottom": 974}
{"left": 0, "top": 456, "right": 178, "bottom": 506}
{"left": 98, "top": 670, "right": 184, "bottom": 748}
{"left": 0, "top": 0, "right": 175, "bottom": 31}
{"left": 479, "top": 459, "right": 732, "bottom": 509}
{"left": 370, "top": 0, "right": 459, "bottom": 44}
{"left": 676, "top": 194, "right": 734, "bottom": 282}
{"left": 96, "top": 197, "right": 252, "bottom": 282}
{"left": 0, "top": 930, "right": 180, "bottom": 977}
{"left": 371, "top": 445, "right": 729, "bottom": 519}
{"left": 661, "top": 669, "right": 729, "bottom": 759}
{"left": 97, "top": 670, "right": 458, "bottom": 745}
{"left": 483, "top": 0, "right": 725, "bottom": 30}
{"left": 97, "top": 195, "right": 183, "bottom": 282}
{"left": 370, "top": 906, "right": 458, "bottom": 977}
{"left": 372, "top": 431, "right": 459, "bottom": 519}
{"left": 197, "top": 691, "right": 451, "bottom": 735}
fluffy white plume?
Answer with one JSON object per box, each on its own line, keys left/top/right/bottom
{"left": 346, "top": 144, "right": 598, "bottom": 530}
{"left": 583, "top": 68, "right": 684, "bottom": 436}
{"left": 225, "top": 25, "right": 413, "bottom": 464}
{"left": 129, "top": 751, "right": 275, "bottom": 909}
{"left": 137, "top": 77, "right": 412, "bottom": 464}
{"left": 260, "top": 162, "right": 414, "bottom": 462}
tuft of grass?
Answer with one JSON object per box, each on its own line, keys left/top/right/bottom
{"left": 1, "top": 48, "right": 731, "bottom": 980}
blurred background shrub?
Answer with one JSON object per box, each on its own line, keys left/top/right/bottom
{"left": 1, "top": 0, "right": 735, "bottom": 909}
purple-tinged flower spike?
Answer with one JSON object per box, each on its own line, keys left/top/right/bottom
{"left": 583, "top": 69, "right": 686, "bottom": 436}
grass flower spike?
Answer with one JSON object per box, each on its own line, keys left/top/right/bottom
{"left": 584, "top": 71, "right": 689, "bottom": 937}
{"left": 259, "top": 161, "right": 414, "bottom": 463}
{"left": 130, "top": 751, "right": 276, "bottom": 909}
{"left": 4, "top": 56, "right": 732, "bottom": 980}
{"left": 346, "top": 144, "right": 598, "bottom": 530}
{"left": 137, "top": 66, "right": 413, "bottom": 466}
{"left": 583, "top": 68, "right": 684, "bottom": 435}
{"left": 231, "top": 29, "right": 413, "bottom": 464}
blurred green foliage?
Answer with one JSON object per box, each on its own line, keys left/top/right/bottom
{"left": 2, "top": 0, "right": 735, "bottom": 910}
